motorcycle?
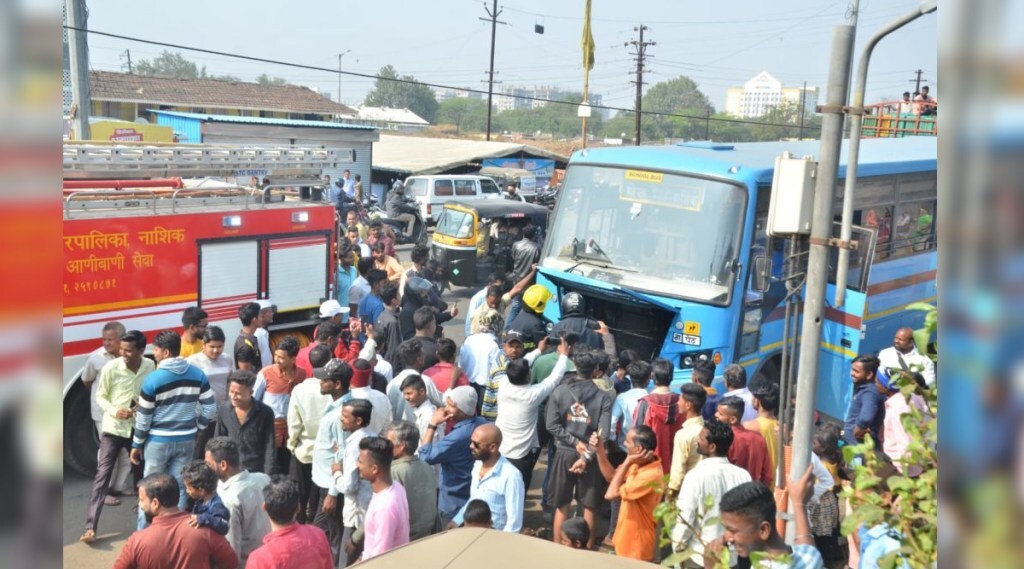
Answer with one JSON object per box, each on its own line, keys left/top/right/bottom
{"left": 534, "top": 184, "right": 559, "bottom": 210}
{"left": 363, "top": 192, "right": 428, "bottom": 246}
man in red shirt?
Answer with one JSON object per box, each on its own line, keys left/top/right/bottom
{"left": 247, "top": 477, "right": 334, "bottom": 569}
{"left": 715, "top": 396, "right": 773, "bottom": 486}
{"left": 114, "top": 473, "right": 237, "bottom": 569}
{"left": 422, "top": 337, "right": 469, "bottom": 392}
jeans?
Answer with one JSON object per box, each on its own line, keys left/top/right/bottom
{"left": 136, "top": 439, "right": 194, "bottom": 530}
{"left": 312, "top": 487, "right": 345, "bottom": 566}
{"left": 540, "top": 440, "right": 555, "bottom": 509}
{"left": 342, "top": 525, "right": 363, "bottom": 567}
{"left": 95, "top": 420, "right": 131, "bottom": 494}
{"left": 289, "top": 456, "right": 315, "bottom": 524}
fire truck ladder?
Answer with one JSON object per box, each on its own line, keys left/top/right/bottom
{"left": 63, "top": 143, "right": 354, "bottom": 218}
{"left": 63, "top": 143, "right": 355, "bottom": 180}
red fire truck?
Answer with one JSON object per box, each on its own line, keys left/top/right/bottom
{"left": 63, "top": 143, "right": 352, "bottom": 475}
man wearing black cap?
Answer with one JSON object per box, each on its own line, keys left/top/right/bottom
{"left": 480, "top": 329, "right": 530, "bottom": 421}
{"left": 310, "top": 359, "right": 353, "bottom": 564}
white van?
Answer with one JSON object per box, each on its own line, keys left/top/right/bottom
{"left": 405, "top": 175, "right": 502, "bottom": 224}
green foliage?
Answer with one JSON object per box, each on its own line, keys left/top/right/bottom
{"left": 435, "top": 98, "right": 489, "bottom": 134}
{"left": 638, "top": 76, "right": 715, "bottom": 142}
{"left": 364, "top": 65, "right": 439, "bottom": 123}
{"left": 840, "top": 375, "right": 937, "bottom": 569}
{"left": 135, "top": 50, "right": 207, "bottom": 79}
{"left": 256, "top": 74, "right": 290, "bottom": 86}
{"left": 905, "top": 302, "right": 937, "bottom": 359}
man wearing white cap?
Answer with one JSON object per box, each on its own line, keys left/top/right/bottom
{"left": 254, "top": 300, "right": 276, "bottom": 370}
{"left": 417, "top": 385, "right": 488, "bottom": 524}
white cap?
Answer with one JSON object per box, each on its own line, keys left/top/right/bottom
{"left": 319, "top": 299, "right": 349, "bottom": 318}
{"left": 256, "top": 299, "right": 275, "bottom": 311}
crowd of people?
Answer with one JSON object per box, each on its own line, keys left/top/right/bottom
{"left": 75, "top": 229, "right": 931, "bottom": 569}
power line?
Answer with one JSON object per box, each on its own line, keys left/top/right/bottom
{"left": 62, "top": 25, "right": 822, "bottom": 133}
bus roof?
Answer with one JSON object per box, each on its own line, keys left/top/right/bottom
{"left": 569, "top": 137, "right": 936, "bottom": 185}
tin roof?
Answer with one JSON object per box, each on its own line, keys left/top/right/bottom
{"left": 151, "top": 110, "right": 378, "bottom": 131}
{"left": 90, "top": 70, "right": 356, "bottom": 116}
{"left": 373, "top": 134, "right": 568, "bottom": 175}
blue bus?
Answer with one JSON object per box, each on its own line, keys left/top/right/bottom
{"left": 537, "top": 137, "right": 936, "bottom": 421}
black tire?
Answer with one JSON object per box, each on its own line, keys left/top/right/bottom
{"left": 64, "top": 381, "right": 99, "bottom": 476}
{"left": 753, "top": 356, "right": 782, "bottom": 387}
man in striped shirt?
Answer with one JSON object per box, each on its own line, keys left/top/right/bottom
{"left": 130, "top": 330, "right": 217, "bottom": 529}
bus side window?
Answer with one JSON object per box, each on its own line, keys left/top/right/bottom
{"left": 890, "top": 201, "right": 935, "bottom": 257}
{"left": 859, "top": 205, "right": 892, "bottom": 258}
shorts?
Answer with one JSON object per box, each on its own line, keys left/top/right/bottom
{"left": 548, "top": 447, "right": 604, "bottom": 510}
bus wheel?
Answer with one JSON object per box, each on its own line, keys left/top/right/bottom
{"left": 64, "top": 382, "right": 99, "bottom": 477}
{"left": 754, "top": 356, "right": 781, "bottom": 386}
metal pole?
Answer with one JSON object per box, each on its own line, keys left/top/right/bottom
{"left": 789, "top": 24, "right": 856, "bottom": 488}
{"left": 798, "top": 81, "right": 807, "bottom": 139}
{"left": 834, "top": 3, "right": 938, "bottom": 306}
{"left": 484, "top": 0, "right": 500, "bottom": 141}
{"left": 634, "top": 25, "right": 645, "bottom": 146}
{"left": 66, "top": 0, "right": 91, "bottom": 141}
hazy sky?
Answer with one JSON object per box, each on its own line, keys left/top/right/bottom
{"left": 84, "top": 0, "right": 937, "bottom": 114}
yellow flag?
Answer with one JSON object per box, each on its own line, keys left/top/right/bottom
{"left": 582, "top": 0, "right": 595, "bottom": 71}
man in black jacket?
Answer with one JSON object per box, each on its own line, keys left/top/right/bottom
{"left": 507, "top": 225, "right": 541, "bottom": 323}
{"left": 545, "top": 349, "right": 613, "bottom": 549}
{"left": 550, "top": 292, "right": 604, "bottom": 350}
{"left": 385, "top": 181, "right": 418, "bottom": 237}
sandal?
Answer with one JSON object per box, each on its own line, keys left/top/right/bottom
{"left": 79, "top": 529, "right": 96, "bottom": 543}
{"left": 104, "top": 495, "right": 121, "bottom": 506}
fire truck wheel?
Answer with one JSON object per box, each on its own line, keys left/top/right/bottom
{"left": 64, "top": 382, "right": 99, "bottom": 477}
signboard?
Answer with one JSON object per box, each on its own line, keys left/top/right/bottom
{"left": 87, "top": 120, "right": 175, "bottom": 143}
{"left": 482, "top": 157, "right": 556, "bottom": 187}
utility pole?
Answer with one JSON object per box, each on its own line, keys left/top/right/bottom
{"left": 911, "top": 68, "right": 926, "bottom": 93}
{"left": 65, "top": 0, "right": 91, "bottom": 140}
{"left": 122, "top": 49, "right": 133, "bottom": 74}
{"left": 798, "top": 81, "right": 807, "bottom": 139}
{"left": 337, "top": 50, "right": 351, "bottom": 105}
{"left": 627, "top": 25, "right": 654, "bottom": 146}
{"left": 789, "top": 22, "right": 857, "bottom": 501}
{"left": 480, "top": 0, "right": 507, "bottom": 141}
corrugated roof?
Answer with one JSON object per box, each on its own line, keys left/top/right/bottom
{"left": 373, "top": 134, "right": 568, "bottom": 175}
{"left": 151, "top": 110, "right": 378, "bottom": 131}
{"left": 354, "top": 106, "right": 430, "bottom": 126}
{"left": 90, "top": 70, "right": 356, "bottom": 116}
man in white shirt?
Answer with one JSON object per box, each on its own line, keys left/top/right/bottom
{"left": 722, "top": 364, "right": 757, "bottom": 423}
{"left": 450, "top": 424, "right": 525, "bottom": 532}
{"left": 878, "top": 327, "right": 935, "bottom": 387}
{"left": 459, "top": 308, "right": 502, "bottom": 411}
{"left": 81, "top": 321, "right": 128, "bottom": 496}
{"left": 253, "top": 300, "right": 275, "bottom": 371}
{"left": 495, "top": 341, "right": 569, "bottom": 491}
{"left": 350, "top": 358, "right": 394, "bottom": 434}
{"left": 387, "top": 339, "right": 444, "bottom": 425}
{"left": 333, "top": 399, "right": 376, "bottom": 566}
{"left": 204, "top": 437, "right": 272, "bottom": 568}
{"left": 672, "top": 419, "right": 752, "bottom": 567}
{"left": 286, "top": 344, "right": 332, "bottom": 524}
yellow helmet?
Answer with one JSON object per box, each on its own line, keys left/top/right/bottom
{"left": 522, "top": 284, "right": 553, "bottom": 313}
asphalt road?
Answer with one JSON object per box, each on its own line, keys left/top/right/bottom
{"left": 62, "top": 243, "right": 485, "bottom": 566}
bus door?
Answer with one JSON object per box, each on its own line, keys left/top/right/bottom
{"left": 818, "top": 223, "right": 877, "bottom": 421}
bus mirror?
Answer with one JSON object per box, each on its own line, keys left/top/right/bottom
{"left": 752, "top": 255, "right": 772, "bottom": 292}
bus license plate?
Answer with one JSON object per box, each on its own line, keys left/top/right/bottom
{"left": 682, "top": 334, "right": 701, "bottom": 346}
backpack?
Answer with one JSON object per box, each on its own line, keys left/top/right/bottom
{"left": 633, "top": 392, "right": 682, "bottom": 472}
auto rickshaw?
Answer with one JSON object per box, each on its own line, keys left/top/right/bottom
{"left": 431, "top": 200, "right": 550, "bottom": 289}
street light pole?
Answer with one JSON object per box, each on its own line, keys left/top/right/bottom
{"left": 337, "top": 50, "right": 351, "bottom": 105}
{"left": 835, "top": 0, "right": 938, "bottom": 307}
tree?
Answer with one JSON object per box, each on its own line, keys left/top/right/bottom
{"left": 135, "top": 50, "right": 207, "bottom": 79}
{"left": 639, "top": 76, "right": 715, "bottom": 142}
{"left": 364, "top": 65, "right": 439, "bottom": 123}
{"left": 435, "top": 98, "right": 488, "bottom": 135}
{"left": 256, "top": 74, "right": 290, "bottom": 86}
{"left": 495, "top": 93, "right": 603, "bottom": 139}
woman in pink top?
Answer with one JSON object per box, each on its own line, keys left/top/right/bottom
{"left": 357, "top": 437, "right": 410, "bottom": 560}
{"left": 875, "top": 367, "right": 930, "bottom": 476}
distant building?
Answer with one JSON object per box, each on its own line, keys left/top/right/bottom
{"left": 88, "top": 70, "right": 356, "bottom": 123}
{"left": 432, "top": 87, "right": 484, "bottom": 103}
{"left": 724, "top": 72, "right": 818, "bottom": 119}
{"left": 492, "top": 86, "right": 606, "bottom": 118}
{"left": 346, "top": 106, "right": 430, "bottom": 132}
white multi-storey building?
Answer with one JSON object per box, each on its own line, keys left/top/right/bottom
{"left": 724, "top": 72, "right": 819, "bottom": 119}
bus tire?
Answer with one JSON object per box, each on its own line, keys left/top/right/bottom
{"left": 64, "top": 381, "right": 99, "bottom": 477}
{"left": 754, "top": 356, "right": 781, "bottom": 386}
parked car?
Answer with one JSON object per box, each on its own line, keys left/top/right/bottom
{"left": 404, "top": 175, "right": 502, "bottom": 224}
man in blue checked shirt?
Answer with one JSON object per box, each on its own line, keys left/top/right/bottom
{"left": 449, "top": 423, "right": 525, "bottom": 532}
{"left": 309, "top": 359, "right": 353, "bottom": 564}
